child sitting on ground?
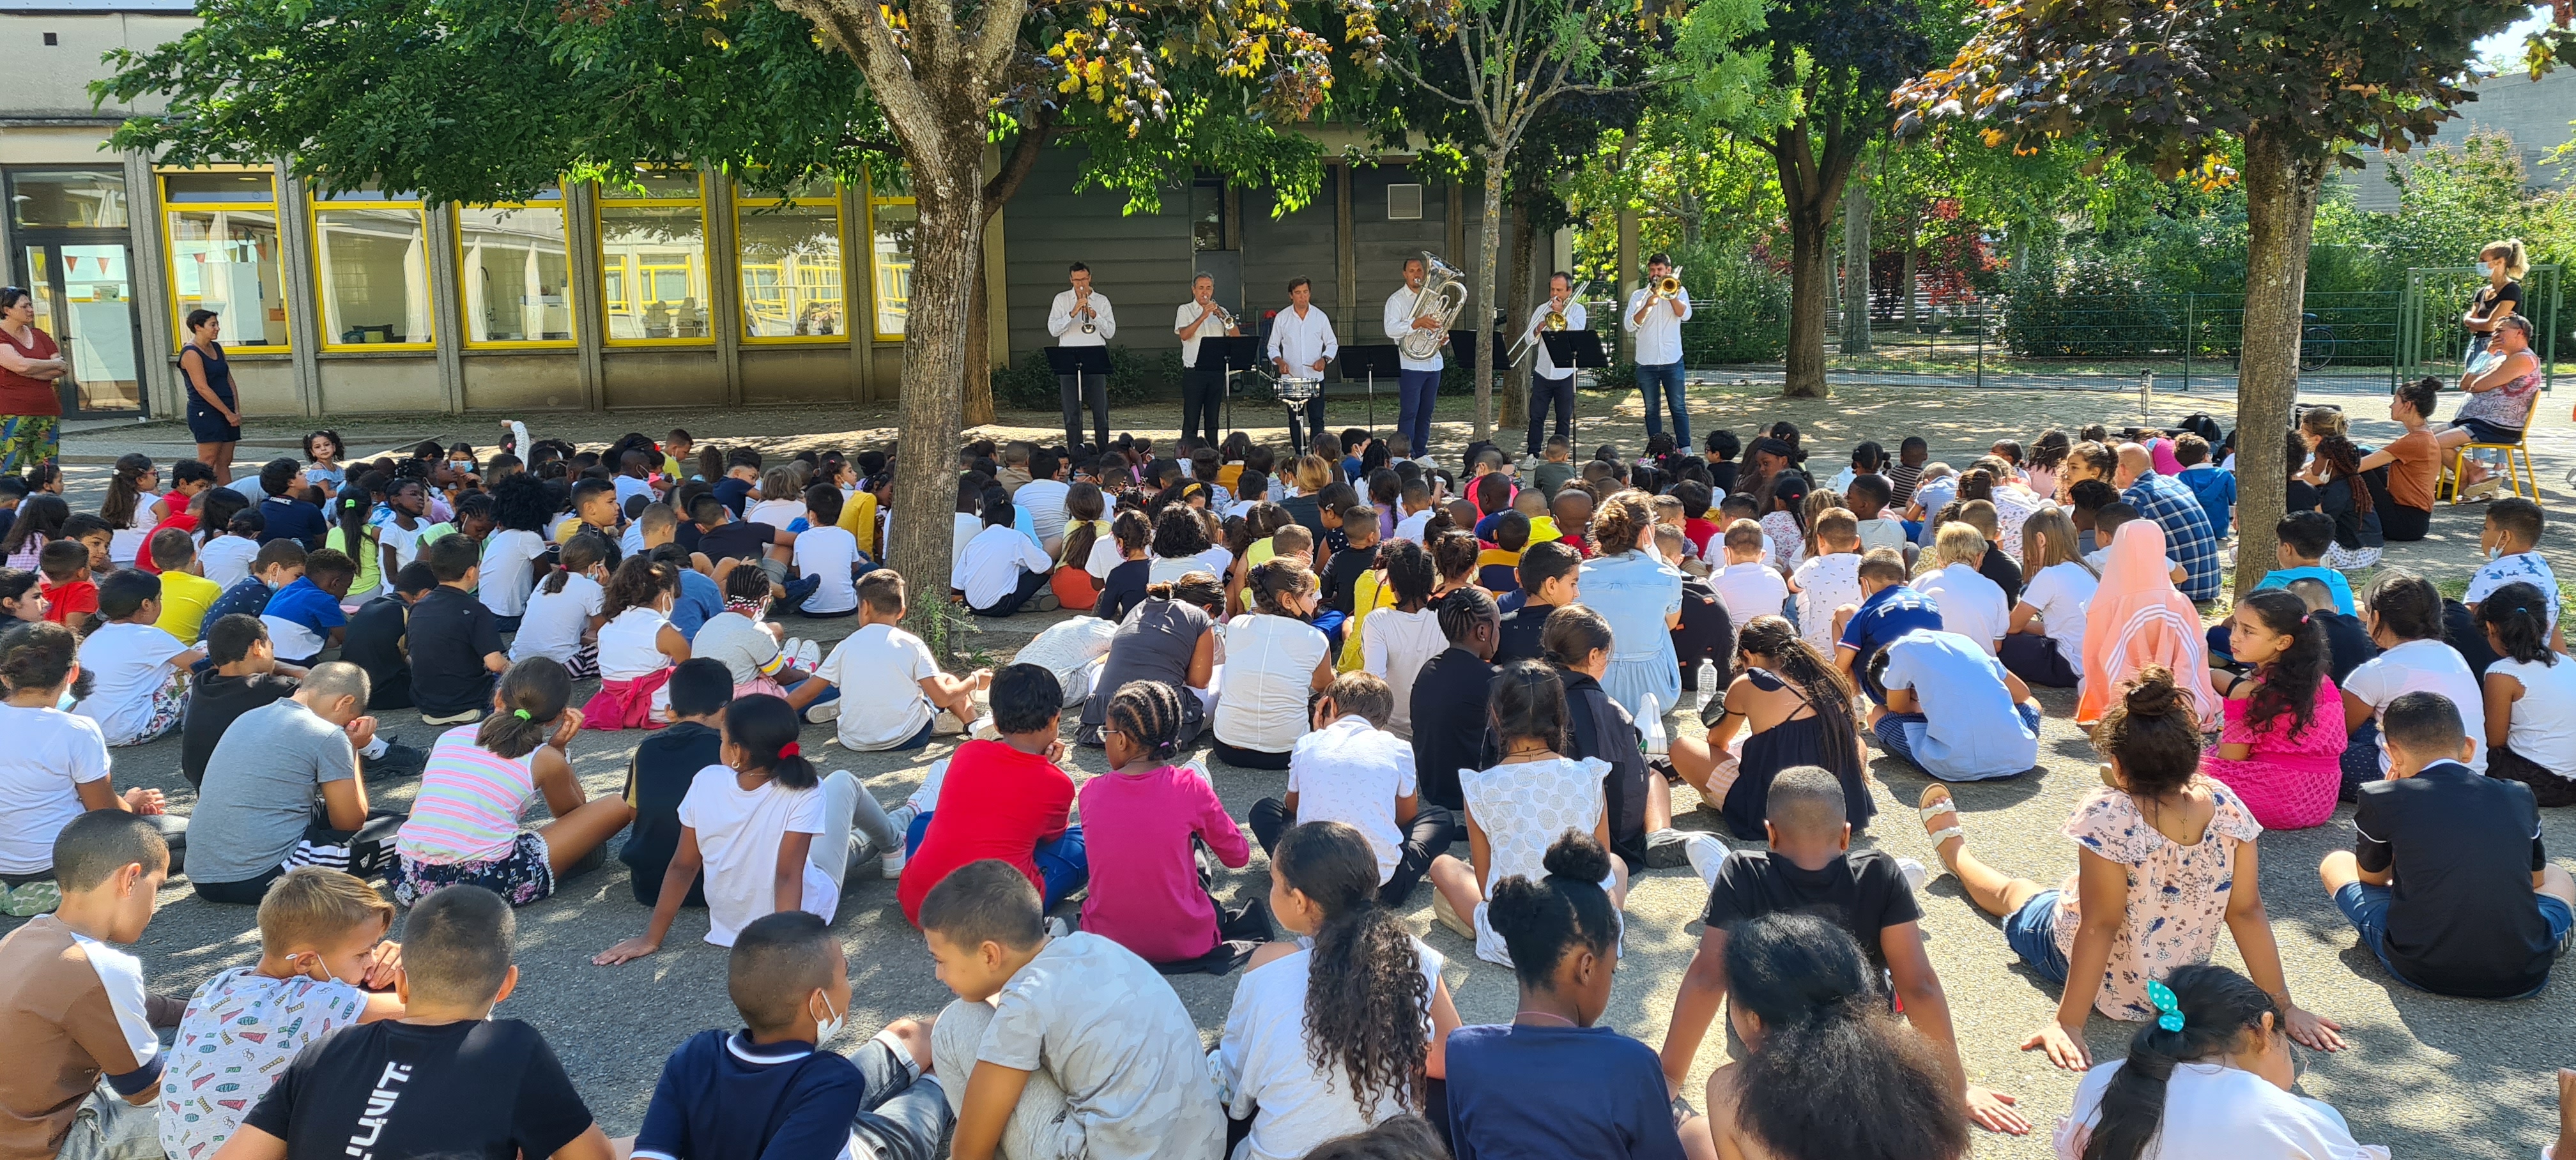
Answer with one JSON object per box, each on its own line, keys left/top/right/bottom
{"left": 631, "top": 911, "right": 951, "bottom": 1160}
{"left": 409, "top": 535, "right": 510, "bottom": 726}
{"left": 1219, "top": 821, "right": 1462, "bottom": 1160}
{"left": 1252, "top": 673, "right": 1451, "bottom": 908}
{"left": 2000, "top": 508, "right": 2095, "bottom": 689}
{"left": 1789, "top": 508, "right": 1864, "bottom": 652}
{"left": 896, "top": 664, "right": 1086, "bottom": 926}
{"left": 151, "top": 529, "right": 223, "bottom": 646}
{"left": 259, "top": 548, "right": 353, "bottom": 667}
{"left": 38, "top": 540, "right": 96, "bottom": 629}
{"left": 920, "top": 859, "right": 1225, "bottom": 1160}
{"left": 2248, "top": 510, "right": 2355, "bottom": 618}
{"left": 2341, "top": 569, "right": 2487, "bottom": 799}
{"left": 510, "top": 531, "right": 611, "bottom": 679}
{"left": 75, "top": 571, "right": 206, "bottom": 746}
{"left": 1428, "top": 662, "right": 1626, "bottom": 966}
{"left": 393, "top": 659, "right": 634, "bottom": 906}
{"left": 617, "top": 658, "right": 726, "bottom": 909}
{"left": 693, "top": 565, "right": 834, "bottom": 717}
{"left": 226, "top": 885, "right": 612, "bottom": 1160}
{"left": 1077, "top": 680, "right": 1266, "bottom": 970}
{"left": 585, "top": 558, "right": 691, "bottom": 731}
{"left": 1920, "top": 666, "right": 2340, "bottom": 1071}
{"left": 2286, "top": 576, "right": 2377, "bottom": 685}
{"left": 2480, "top": 583, "right": 2576, "bottom": 808}
{"left": 1710, "top": 518, "right": 1789, "bottom": 632}
{"left": 2201, "top": 591, "right": 2348, "bottom": 830}
{"left": 2320, "top": 690, "right": 2576, "bottom": 1000}
{"left": 1478, "top": 513, "right": 1529, "bottom": 593}
{"left": 810, "top": 570, "right": 986, "bottom": 752}
{"left": 1844, "top": 472, "right": 1912, "bottom": 563}
{"left": 1834, "top": 548, "right": 1942, "bottom": 699}
{"left": 162, "top": 868, "right": 404, "bottom": 1160}
{"left": 2464, "top": 496, "right": 2561, "bottom": 652}
{"left": 1913, "top": 523, "right": 2009, "bottom": 657}
{"left": 1955, "top": 499, "right": 2022, "bottom": 605}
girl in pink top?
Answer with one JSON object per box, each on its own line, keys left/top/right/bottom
{"left": 2202, "top": 592, "right": 2348, "bottom": 830}
{"left": 1077, "top": 680, "right": 1258, "bottom": 965}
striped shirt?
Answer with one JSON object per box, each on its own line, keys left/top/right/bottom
{"left": 395, "top": 725, "right": 539, "bottom": 866}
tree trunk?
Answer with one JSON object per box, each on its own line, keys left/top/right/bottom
{"left": 1499, "top": 178, "right": 1536, "bottom": 432}
{"left": 2230, "top": 123, "right": 2331, "bottom": 598}
{"left": 883, "top": 150, "right": 988, "bottom": 652}
{"left": 1469, "top": 147, "right": 1506, "bottom": 443}
{"left": 1783, "top": 203, "right": 1834, "bottom": 397}
{"left": 1840, "top": 164, "right": 1872, "bottom": 355}
{"left": 963, "top": 260, "right": 995, "bottom": 427}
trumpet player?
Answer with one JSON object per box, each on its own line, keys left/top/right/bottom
{"left": 1624, "top": 252, "right": 1694, "bottom": 444}
{"left": 1524, "top": 271, "right": 1588, "bottom": 456}
{"left": 1266, "top": 277, "right": 1337, "bottom": 451}
{"left": 1047, "top": 262, "right": 1116, "bottom": 453}
{"left": 1174, "top": 272, "right": 1241, "bottom": 446}
{"left": 1384, "top": 255, "right": 1446, "bottom": 455}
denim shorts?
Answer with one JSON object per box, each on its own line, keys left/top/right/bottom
{"left": 2447, "top": 416, "right": 2524, "bottom": 446}
{"left": 2004, "top": 889, "right": 2071, "bottom": 984}
{"left": 2334, "top": 881, "right": 2574, "bottom": 997}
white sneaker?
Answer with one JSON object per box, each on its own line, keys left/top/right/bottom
{"left": 1683, "top": 833, "right": 1728, "bottom": 888}
{"left": 1045, "top": 915, "right": 1075, "bottom": 938}
{"left": 796, "top": 639, "right": 823, "bottom": 669}
{"left": 1896, "top": 857, "right": 1928, "bottom": 893}
{"left": 905, "top": 760, "right": 949, "bottom": 816}
{"left": 878, "top": 849, "right": 906, "bottom": 879}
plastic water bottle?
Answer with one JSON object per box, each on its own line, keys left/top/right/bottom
{"left": 1640, "top": 694, "right": 1669, "bottom": 757}
{"left": 1695, "top": 661, "right": 1721, "bottom": 711}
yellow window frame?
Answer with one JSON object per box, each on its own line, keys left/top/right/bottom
{"left": 308, "top": 192, "right": 438, "bottom": 352}
{"left": 865, "top": 190, "right": 916, "bottom": 343}
{"left": 734, "top": 185, "right": 848, "bottom": 346}
{"left": 594, "top": 172, "right": 714, "bottom": 347}
{"left": 454, "top": 191, "right": 578, "bottom": 349}
{"left": 157, "top": 167, "right": 292, "bottom": 355}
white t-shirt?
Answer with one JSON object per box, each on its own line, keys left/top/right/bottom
{"left": 792, "top": 526, "right": 861, "bottom": 615}
{"left": 1083, "top": 526, "right": 1123, "bottom": 581}
{"left": 510, "top": 572, "right": 604, "bottom": 665}
{"left": 378, "top": 519, "right": 426, "bottom": 575}
{"left": 1917, "top": 561, "right": 2010, "bottom": 655}
{"left": 596, "top": 606, "right": 673, "bottom": 680}
{"left": 1016, "top": 616, "right": 1118, "bottom": 706}
{"left": 1711, "top": 561, "right": 1790, "bottom": 630}
{"left": 2057, "top": 1059, "right": 2388, "bottom": 1160}
{"left": 109, "top": 494, "right": 161, "bottom": 566}
{"left": 815, "top": 623, "right": 939, "bottom": 749}
{"left": 1361, "top": 607, "right": 1447, "bottom": 738}
{"left": 0, "top": 703, "right": 112, "bottom": 874}
{"left": 199, "top": 535, "right": 259, "bottom": 590}
{"left": 477, "top": 528, "right": 548, "bottom": 616}
{"left": 956, "top": 523, "right": 1053, "bottom": 609}
{"left": 677, "top": 765, "right": 835, "bottom": 945}
{"left": 2492, "top": 656, "right": 2576, "bottom": 775}
{"left": 1855, "top": 517, "right": 1909, "bottom": 555}
{"left": 2019, "top": 561, "right": 2099, "bottom": 671}
{"left": 1217, "top": 938, "right": 1445, "bottom": 1160}
{"left": 1215, "top": 614, "right": 1330, "bottom": 753}
{"left": 1393, "top": 509, "right": 1433, "bottom": 544}
{"left": 1016, "top": 478, "right": 1071, "bottom": 545}
{"left": 951, "top": 512, "right": 981, "bottom": 576}
{"left": 73, "top": 622, "right": 187, "bottom": 745}
{"left": 2343, "top": 638, "right": 2488, "bottom": 772}
{"left": 745, "top": 498, "right": 804, "bottom": 533}
{"left": 1791, "top": 552, "right": 1865, "bottom": 652}
{"left": 1150, "top": 549, "right": 1231, "bottom": 587}
{"left": 1284, "top": 716, "right": 1417, "bottom": 883}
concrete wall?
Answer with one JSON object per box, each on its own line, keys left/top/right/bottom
{"left": 2339, "top": 70, "right": 2576, "bottom": 210}
{"left": 318, "top": 355, "right": 446, "bottom": 414}
{"left": 0, "top": 10, "right": 194, "bottom": 118}
{"left": 461, "top": 353, "right": 586, "bottom": 412}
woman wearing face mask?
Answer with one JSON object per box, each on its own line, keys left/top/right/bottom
{"left": 2461, "top": 238, "right": 2527, "bottom": 367}
{"left": 0, "top": 285, "right": 68, "bottom": 477}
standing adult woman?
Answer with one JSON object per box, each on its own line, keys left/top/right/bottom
{"left": 0, "top": 285, "right": 68, "bottom": 476}
{"left": 2462, "top": 238, "right": 2527, "bottom": 365}
{"left": 178, "top": 309, "right": 241, "bottom": 485}
{"left": 1579, "top": 490, "right": 1685, "bottom": 723}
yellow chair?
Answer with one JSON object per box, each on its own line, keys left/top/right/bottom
{"left": 2446, "top": 436, "right": 2538, "bottom": 505}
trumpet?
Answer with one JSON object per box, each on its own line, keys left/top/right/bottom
{"left": 1078, "top": 292, "right": 1098, "bottom": 335}
{"left": 1652, "top": 271, "right": 1684, "bottom": 300}
{"left": 1202, "top": 301, "right": 1234, "bottom": 329}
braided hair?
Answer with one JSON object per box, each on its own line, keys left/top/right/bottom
{"left": 1382, "top": 539, "right": 1436, "bottom": 612}
{"left": 1436, "top": 586, "right": 1496, "bottom": 645}
{"left": 1245, "top": 559, "right": 1317, "bottom": 618}
{"left": 1106, "top": 680, "right": 1187, "bottom": 763}
{"left": 1276, "top": 821, "right": 1430, "bottom": 1113}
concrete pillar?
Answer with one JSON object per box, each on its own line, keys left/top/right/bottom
{"left": 277, "top": 162, "right": 324, "bottom": 418}
{"left": 1616, "top": 208, "right": 1639, "bottom": 363}
{"left": 705, "top": 174, "right": 744, "bottom": 407}
{"left": 565, "top": 183, "right": 606, "bottom": 411}
{"left": 425, "top": 202, "right": 464, "bottom": 414}
{"left": 121, "top": 151, "right": 176, "bottom": 418}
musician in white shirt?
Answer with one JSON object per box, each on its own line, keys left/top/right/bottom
{"left": 1266, "top": 277, "right": 1338, "bottom": 452}
{"left": 1174, "top": 272, "right": 1241, "bottom": 446}
{"left": 1383, "top": 256, "right": 1448, "bottom": 456}
{"left": 1046, "top": 262, "right": 1117, "bottom": 452}
{"left": 1623, "top": 251, "right": 1694, "bottom": 444}
{"left": 1522, "top": 271, "right": 1588, "bottom": 455}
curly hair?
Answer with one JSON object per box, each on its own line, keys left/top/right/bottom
{"left": 1151, "top": 503, "right": 1211, "bottom": 559}
{"left": 489, "top": 472, "right": 555, "bottom": 533}
{"left": 1106, "top": 680, "right": 1187, "bottom": 763}
{"left": 601, "top": 556, "right": 677, "bottom": 621}
{"left": 1429, "top": 530, "right": 1478, "bottom": 586}
{"left": 1588, "top": 490, "right": 1653, "bottom": 557}
{"left": 1725, "top": 913, "right": 1967, "bottom": 1160}
{"left": 2232, "top": 591, "right": 2329, "bottom": 739}
{"left": 2093, "top": 666, "right": 2202, "bottom": 797}
{"left": 1276, "top": 821, "right": 1429, "bottom": 1114}
{"left": 1735, "top": 616, "right": 1860, "bottom": 777}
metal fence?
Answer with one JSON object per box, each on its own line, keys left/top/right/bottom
{"left": 2398, "top": 264, "right": 2561, "bottom": 392}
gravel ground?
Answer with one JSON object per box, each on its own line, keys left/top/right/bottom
{"left": 18, "top": 374, "right": 2576, "bottom": 1157}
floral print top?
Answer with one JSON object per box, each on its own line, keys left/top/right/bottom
{"left": 2051, "top": 777, "right": 2264, "bottom": 1020}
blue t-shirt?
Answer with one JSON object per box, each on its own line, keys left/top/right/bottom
{"left": 204, "top": 576, "right": 276, "bottom": 627}
{"left": 259, "top": 577, "right": 348, "bottom": 662}
{"left": 256, "top": 496, "right": 328, "bottom": 549}
{"left": 2175, "top": 464, "right": 2236, "bottom": 536}
{"left": 1838, "top": 584, "right": 1943, "bottom": 673}
{"left": 1446, "top": 1023, "right": 1683, "bottom": 1160}
{"left": 1880, "top": 628, "right": 2039, "bottom": 781}
{"left": 2253, "top": 565, "right": 2355, "bottom": 616}
{"left": 668, "top": 567, "right": 724, "bottom": 638}
{"left": 632, "top": 1030, "right": 864, "bottom": 1160}
{"left": 711, "top": 477, "right": 755, "bottom": 517}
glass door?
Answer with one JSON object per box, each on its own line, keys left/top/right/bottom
{"left": 15, "top": 240, "right": 145, "bottom": 416}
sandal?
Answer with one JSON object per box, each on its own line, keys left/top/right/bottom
{"left": 1917, "top": 784, "right": 1963, "bottom": 851}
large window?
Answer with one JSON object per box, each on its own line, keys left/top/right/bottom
{"left": 870, "top": 197, "right": 916, "bottom": 340}
{"left": 597, "top": 171, "right": 710, "bottom": 343}
{"left": 311, "top": 188, "right": 433, "bottom": 348}
{"left": 161, "top": 171, "right": 289, "bottom": 351}
{"left": 736, "top": 181, "right": 845, "bottom": 341}
{"left": 458, "top": 190, "right": 574, "bottom": 346}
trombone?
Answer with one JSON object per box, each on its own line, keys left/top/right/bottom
{"left": 1649, "top": 268, "right": 1684, "bottom": 301}
{"left": 1508, "top": 280, "right": 1591, "bottom": 364}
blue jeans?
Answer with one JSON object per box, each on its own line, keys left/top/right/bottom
{"left": 2005, "top": 889, "right": 2071, "bottom": 983}
{"left": 1635, "top": 361, "right": 1687, "bottom": 443}
{"left": 2333, "top": 881, "right": 2573, "bottom": 998}
{"left": 1397, "top": 368, "right": 1440, "bottom": 454}
{"left": 847, "top": 1036, "right": 952, "bottom": 1160}
{"left": 905, "top": 815, "right": 1089, "bottom": 909}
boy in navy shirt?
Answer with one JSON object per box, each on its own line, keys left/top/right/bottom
{"left": 632, "top": 911, "right": 948, "bottom": 1160}
{"left": 253, "top": 457, "right": 327, "bottom": 549}
{"left": 1833, "top": 549, "right": 1941, "bottom": 700}
{"left": 204, "top": 539, "right": 307, "bottom": 628}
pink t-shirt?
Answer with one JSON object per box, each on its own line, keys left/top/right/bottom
{"left": 1077, "top": 763, "right": 1249, "bottom": 963}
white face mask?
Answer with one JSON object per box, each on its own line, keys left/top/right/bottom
{"left": 812, "top": 991, "right": 847, "bottom": 1045}
{"left": 2488, "top": 544, "right": 2505, "bottom": 561}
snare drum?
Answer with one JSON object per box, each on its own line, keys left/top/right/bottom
{"left": 1275, "top": 376, "right": 1322, "bottom": 402}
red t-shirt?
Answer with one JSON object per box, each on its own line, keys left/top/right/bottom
{"left": 1683, "top": 517, "right": 1721, "bottom": 560}
{"left": 40, "top": 579, "right": 95, "bottom": 625}
{"left": 0, "top": 326, "right": 61, "bottom": 416}
{"left": 896, "top": 738, "right": 1075, "bottom": 924}
{"left": 134, "top": 513, "right": 199, "bottom": 575}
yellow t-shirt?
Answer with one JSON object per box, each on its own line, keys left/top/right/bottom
{"left": 323, "top": 525, "right": 382, "bottom": 595}
{"left": 836, "top": 489, "right": 880, "bottom": 557}
{"left": 155, "top": 570, "right": 224, "bottom": 645}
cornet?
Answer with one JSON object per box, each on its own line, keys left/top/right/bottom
{"left": 1077, "top": 290, "right": 1098, "bottom": 335}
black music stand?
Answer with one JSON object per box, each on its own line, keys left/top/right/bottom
{"left": 1340, "top": 345, "right": 1402, "bottom": 431}
{"left": 1043, "top": 346, "right": 1113, "bottom": 453}
{"left": 1206, "top": 335, "right": 1268, "bottom": 439}
{"left": 1540, "top": 330, "right": 1611, "bottom": 454}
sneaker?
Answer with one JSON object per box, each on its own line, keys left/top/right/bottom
{"left": 1642, "top": 827, "right": 1694, "bottom": 869}
{"left": 795, "top": 639, "right": 822, "bottom": 669}
{"left": 365, "top": 742, "right": 428, "bottom": 778}
{"left": 905, "top": 760, "right": 949, "bottom": 816}
{"left": 1029, "top": 591, "right": 1062, "bottom": 613}
{"left": 1430, "top": 887, "right": 1475, "bottom": 940}
{"left": 878, "top": 849, "right": 907, "bottom": 880}
{"left": 1896, "top": 857, "right": 1928, "bottom": 893}
{"left": 1682, "top": 833, "right": 1728, "bottom": 888}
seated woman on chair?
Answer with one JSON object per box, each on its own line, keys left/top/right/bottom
{"left": 2435, "top": 314, "right": 2542, "bottom": 498}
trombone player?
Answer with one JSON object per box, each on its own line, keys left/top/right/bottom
{"left": 1624, "top": 252, "right": 1693, "bottom": 444}
{"left": 1384, "top": 255, "right": 1447, "bottom": 455}
{"left": 1523, "top": 271, "right": 1587, "bottom": 456}
{"left": 1174, "top": 272, "right": 1240, "bottom": 446}
{"left": 1047, "top": 262, "right": 1116, "bottom": 453}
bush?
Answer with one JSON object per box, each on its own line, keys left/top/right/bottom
{"left": 1675, "top": 258, "right": 1790, "bottom": 365}
{"left": 993, "top": 345, "right": 1182, "bottom": 409}
{"left": 2001, "top": 256, "right": 2179, "bottom": 358}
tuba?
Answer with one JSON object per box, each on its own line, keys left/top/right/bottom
{"left": 1399, "top": 251, "right": 1468, "bottom": 361}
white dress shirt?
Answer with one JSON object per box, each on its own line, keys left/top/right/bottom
{"left": 1623, "top": 286, "right": 1693, "bottom": 365}
{"left": 1385, "top": 286, "right": 1448, "bottom": 372}
{"left": 1175, "top": 300, "right": 1233, "bottom": 368}
{"left": 1526, "top": 298, "right": 1590, "bottom": 378}
{"left": 1267, "top": 304, "right": 1338, "bottom": 376}
{"left": 1048, "top": 288, "right": 1116, "bottom": 346}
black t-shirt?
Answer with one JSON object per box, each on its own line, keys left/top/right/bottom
{"left": 697, "top": 521, "right": 779, "bottom": 565}
{"left": 408, "top": 587, "right": 505, "bottom": 717}
{"left": 1708, "top": 461, "right": 1738, "bottom": 495}
{"left": 180, "top": 671, "right": 302, "bottom": 786}
{"left": 1702, "top": 848, "right": 1924, "bottom": 972}
{"left": 2285, "top": 478, "right": 2321, "bottom": 514}
{"left": 342, "top": 593, "right": 413, "bottom": 708}
{"left": 2354, "top": 761, "right": 2553, "bottom": 998}
{"left": 2317, "top": 611, "right": 2379, "bottom": 685}
{"left": 1096, "top": 558, "right": 1151, "bottom": 624}
{"left": 2468, "top": 281, "right": 2522, "bottom": 339}
{"left": 622, "top": 721, "right": 720, "bottom": 908}
{"left": 243, "top": 1018, "right": 593, "bottom": 1160}
{"left": 1320, "top": 548, "right": 1374, "bottom": 618}
{"left": 1976, "top": 544, "right": 2023, "bottom": 606}
{"left": 1493, "top": 600, "right": 1556, "bottom": 665}
{"left": 1561, "top": 669, "right": 1650, "bottom": 872}
{"left": 1409, "top": 648, "right": 1499, "bottom": 811}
